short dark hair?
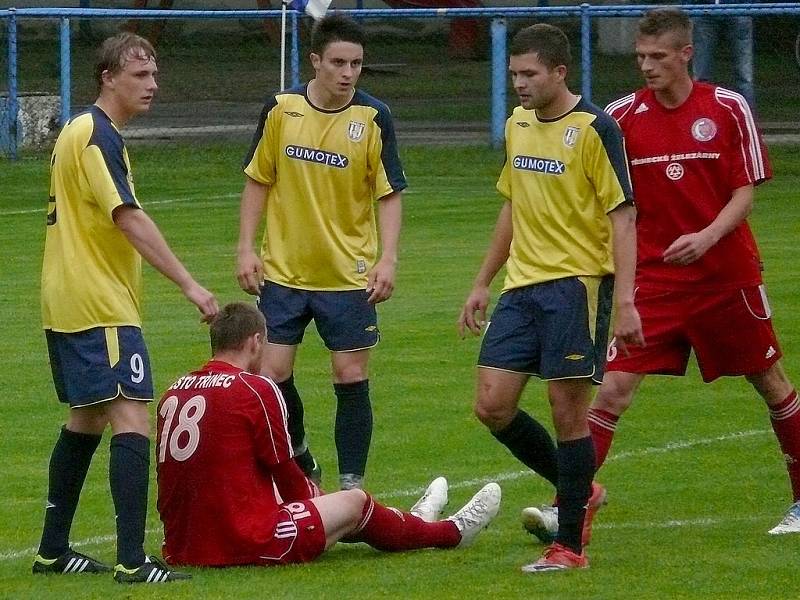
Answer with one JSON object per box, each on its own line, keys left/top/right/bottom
{"left": 509, "top": 23, "right": 571, "bottom": 70}
{"left": 310, "top": 14, "right": 366, "bottom": 56}
{"left": 95, "top": 32, "right": 156, "bottom": 89}
{"left": 638, "top": 8, "right": 693, "bottom": 47}
{"left": 209, "top": 302, "right": 266, "bottom": 354}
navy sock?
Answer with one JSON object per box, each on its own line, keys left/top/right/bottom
{"left": 555, "top": 436, "right": 595, "bottom": 554}
{"left": 38, "top": 426, "right": 102, "bottom": 558}
{"left": 109, "top": 432, "right": 149, "bottom": 568}
{"left": 276, "top": 375, "right": 318, "bottom": 477}
{"left": 334, "top": 380, "right": 372, "bottom": 480}
{"left": 491, "top": 410, "right": 559, "bottom": 487}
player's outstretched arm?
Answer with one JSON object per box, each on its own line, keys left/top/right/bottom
{"left": 457, "top": 200, "right": 513, "bottom": 338}
{"left": 608, "top": 203, "right": 644, "bottom": 352}
{"left": 236, "top": 177, "right": 269, "bottom": 295}
{"left": 367, "top": 191, "right": 402, "bottom": 304}
{"left": 113, "top": 205, "right": 218, "bottom": 322}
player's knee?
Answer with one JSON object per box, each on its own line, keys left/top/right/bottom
{"left": 746, "top": 361, "right": 793, "bottom": 405}
{"left": 342, "top": 489, "right": 368, "bottom": 524}
{"left": 593, "top": 380, "right": 634, "bottom": 415}
{"left": 106, "top": 398, "right": 150, "bottom": 435}
{"left": 264, "top": 364, "right": 293, "bottom": 383}
{"left": 332, "top": 364, "right": 368, "bottom": 384}
{"left": 473, "top": 395, "right": 515, "bottom": 431}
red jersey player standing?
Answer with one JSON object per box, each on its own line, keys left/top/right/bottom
{"left": 156, "top": 302, "right": 501, "bottom": 568}
{"left": 592, "top": 8, "right": 800, "bottom": 534}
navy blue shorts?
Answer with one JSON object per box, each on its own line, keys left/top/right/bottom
{"left": 477, "top": 276, "right": 613, "bottom": 383}
{"left": 45, "top": 326, "right": 154, "bottom": 408}
{"left": 258, "top": 281, "right": 379, "bottom": 352}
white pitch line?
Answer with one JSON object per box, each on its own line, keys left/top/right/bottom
{"left": 378, "top": 429, "right": 770, "bottom": 499}
{"left": 593, "top": 514, "right": 766, "bottom": 531}
{"left": 0, "top": 189, "right": 421, "bottom": 217}
{"left": 0, "top": 429, "right": 772, "bottom": 563}
{"left": 0, "top": 528, "right": 161, "bottom": 562}
{"left": 0, "top": 193, "right": 239, "bottom": 217}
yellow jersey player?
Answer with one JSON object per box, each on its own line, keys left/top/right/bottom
{"left": 237, "top": 14, "right": 406, "bottom": 491}
{"left": 34, "top": 32, "right": 217, "bottom": 584}
{"left": 458, "top": 23, "right": 643, "bottom": 572}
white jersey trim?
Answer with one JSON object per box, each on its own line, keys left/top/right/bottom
{"left": 604, "top": 93, "right": 637, "bottom": 122}
{"left": 713, "top": 87, "right": 766, "bottom": 182}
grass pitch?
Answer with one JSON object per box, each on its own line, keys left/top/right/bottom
{"left": 0, "top": 144, "right": 798, "bottom": 599}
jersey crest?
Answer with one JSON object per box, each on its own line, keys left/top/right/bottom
{"left": 347, "top": 120, "right": 366, "bottom": 142}
{"left": 563, "top": 126, "right": 580, "bottom": 148}
{"left": 691, "top": 117, "right": 718, "bottom": 142}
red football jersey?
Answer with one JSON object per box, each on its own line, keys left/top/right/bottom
{"left": 605, "top": 82, "right": 771, "bottom": 291}
{"left": 156, "top": 360, "right": 296, "bottom": 566}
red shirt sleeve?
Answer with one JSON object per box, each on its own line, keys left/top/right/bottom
{"left": 271, "top": 459, "right": 321, "bottom": 502}
{"left": 714, "top": 87, "right": 772, "bottom": 189}
{"left": 239, "top": 372, "right": 294, "bottom": 467}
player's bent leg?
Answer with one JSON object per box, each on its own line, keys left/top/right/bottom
{"left": 477, "top": 368, "right": 560, "bottom": 487}
{"left": 331, "top": 350, "right": 372, "bottom": 490}
{"left": 339, "top": 490, "right": 466, "bottom": 552}
{"left": 474, "top": 367, "right": 527, "bottom": 431}
{"left": 310, "top": 489, "right": 368, "bottom": 549}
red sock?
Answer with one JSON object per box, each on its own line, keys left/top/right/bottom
{"left": 588, "top": 408, "right": 619, "bottom": 469}
{"left": 348, "top": 494, "right": 460, "bottom": 551}
{"left": 768, "top": 390, "right": 800, "bottom": 502}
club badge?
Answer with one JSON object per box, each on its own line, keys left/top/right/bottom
{"left": 563, "top": 126, "right": 580, "bottom": 148}
{"left": 347, "top": 121, "right": 366, "bottom": 142}
{"left": 691, "top": 118, "right": 717, "bottom": 142}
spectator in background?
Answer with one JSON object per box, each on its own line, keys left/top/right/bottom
{"left": 688, "top": 0, "right": 756, "bottom": 107}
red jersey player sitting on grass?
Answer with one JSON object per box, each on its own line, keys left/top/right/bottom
{"left": 156, "top": 302, "right": 501, "bottom": 568}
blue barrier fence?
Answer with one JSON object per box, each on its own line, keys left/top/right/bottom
{"left": 3, "top": 3, "right": 800, "bottom": 158}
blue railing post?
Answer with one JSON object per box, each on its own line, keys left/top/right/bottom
{"left": 290, "top": 10, "right": 300, "bottom": 88}
{"left": 580, "top": 3, "right": 592, "bottom": 102}
{"left": 490, "top": 17, "right": 507, "bottom": 149}
{"left": 7, "top": 9, "right": 19, "bottom": 160}
{"left": 60, "top": 17, "right": 71, "bottom": 126}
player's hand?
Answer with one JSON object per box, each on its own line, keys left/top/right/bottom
{"left": 237, "top": 249, "right": 264, "bottom": 296}
{"left": 366, "top": 257, "right": 396, "bottom": 304}
{"left": 612, "top": 302, "right": 644, "bottom": 357}
{"left": 458, "top": 286, "right": 490, "bottom": 338}
{"left": 662, "top": 231, "right": 715, "bottom": 266}
{"left": 183, "top": 282, "right": 219, "bottom": 324}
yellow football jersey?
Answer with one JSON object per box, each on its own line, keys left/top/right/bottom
{"left": 42, "top": 105, "right": 143, "bottom": 332}
{"left": 497, "top": 97, "right": 633, "bottom": 292}
{"left": 243, "top": 85, "right": 407, "bottom": 291}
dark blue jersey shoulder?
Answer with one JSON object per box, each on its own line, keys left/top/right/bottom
{"left": 352, "top": 90, "right": 407, "bottom": 193}
{"left": 86, "top": 105, "right": 136, "bottom": 206}
{"left": 578, "top": 98, "right": 634, "bottom": 204}
{"left": 242, "top": 91, "right": 287, "bottom": 169}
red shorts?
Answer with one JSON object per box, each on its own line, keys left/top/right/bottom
{"left": 606, "top": 284, "right": 781, "bottom": 382}
{"left": 257, "top": 500, "right": 327, "bottom": 565}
